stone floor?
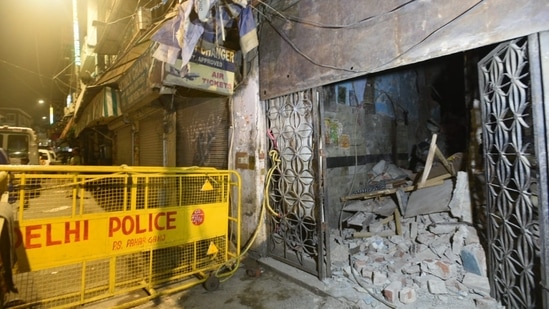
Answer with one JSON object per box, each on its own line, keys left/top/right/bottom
{"left": 84, "top": 255, "right": 502, "bottom": 309}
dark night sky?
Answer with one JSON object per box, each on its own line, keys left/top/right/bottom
{"left": 0, "top": 0, "right": 74, "bottom": 124}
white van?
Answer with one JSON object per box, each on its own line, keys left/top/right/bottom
{"left": 39, "top": 149, "right": 59, "bottom": 165}
{"left": 0, "top": 126, "right": 40, "bottom": 165}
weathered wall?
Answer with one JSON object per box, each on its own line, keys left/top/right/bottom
{"left": 259, "top": 0, "right": 549, "bottom": 100}
{"left": 230, "top": 61, "right": 268, "bottom": 256}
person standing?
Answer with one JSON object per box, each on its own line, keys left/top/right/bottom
{"left": 0, "top": 148, "right": 9, "bottom": 164}
{"left": 69, "top": 147, "right": 82, "bottom": 165}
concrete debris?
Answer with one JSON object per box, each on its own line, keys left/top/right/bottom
{"left": 332, "top": 159, "right": 501, "bottom": 308}
{"left": 344, "top": 197, "right": 398, "bottom": 217}
{"left": 462, "top": 273, "right": 491, "bottom": 294}
{"left": 399, "top": 286, "right": 417, "bottom": 304}
{"left": 461, "top": 244, "right": 487, "bottom": 276}
{"left": 420, "top": 259, "right": 455, "bottom": 280}
{"left": 331, "top": 209, "right": 501, "bottom": 307}
{"left": 369, "top": 160, "right": 409, "bottom": 181}
{"left": 428, "top": 278, "right": 448, "bottom": 294}
{"left": 449, "top": 171, "right": 473, "bottom": 223}
{"left": 475, "top": 297, "right": 503, "bottom": 309}
{"left": 405, "top": 179, "right": 453, "bottom": 217}
{"left": 383, "top": 280, "right": 403, "bottom": 303}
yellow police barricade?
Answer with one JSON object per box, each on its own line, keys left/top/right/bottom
{"left": 1, "top": 165, "right": 241, "bottom": 308}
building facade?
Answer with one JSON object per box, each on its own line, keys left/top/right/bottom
{"left": 64, "top": 0, "right": 549, "bottom": 307}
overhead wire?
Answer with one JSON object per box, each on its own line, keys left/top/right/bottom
{"left": 0, "top": 60, "right": 48, "bottom": 97}
{"left": 34, "top": 31, "right": 46, "bottom": 88}
{"left": 253, "top": 6, "right": 356, "bottom": 72}
{"left": 0, "top": 58, "right": 52, "bottom": 79}
{"left": 279, "top": 0, "right": 303, "bottom": 12}
{"left": 370, "top": 0, "right": 485, "bottom": 73}
{"left": 254, "top": 0, "right": 485, "bottom": 73}
{"left": 267, "top": 0, "right": 416, "bottom": 29}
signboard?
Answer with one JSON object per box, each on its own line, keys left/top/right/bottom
{"left": 163, "top": 46, "right": 237, "bottom": 96}
{"left": 118, "top": 46, "right": 158, "bottom": 111}
{"left": 13, "top": 204, "right": 228, "bottom": 270}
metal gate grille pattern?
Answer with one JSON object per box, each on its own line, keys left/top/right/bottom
{"left": 478, "top": 38, "right": 542, "bottom": 308}
{"left": 266, "top": 90, "right": 325, "bottom": 277}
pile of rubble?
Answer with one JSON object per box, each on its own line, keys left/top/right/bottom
{"left": 328, "top": 159, "right": 502, "bottom": 308}
{"left": 331, "top": 212, "right": 502, "bottom": 308}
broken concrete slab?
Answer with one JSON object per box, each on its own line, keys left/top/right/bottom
{"left": 461, "top": 244, "right": 487, "bottom": 276}
{"left": 421, "top": 259, "right": 455, "bottom": 280}
{"left": 343, "top": 196, "right": 398, "bottom": 217}
{"left": 345, "top": 211, "right": 375, "bottom": 227}
{"left": 428, "top": 278, "right": 448, "bottom": 294}
{"left": 462, "top": 272, "right": 491, "bottom": 294}
{"left": 449, "top": 171, "right": 473, "bottom": 223}
{"left": 404, "top": 179, "right": 454, "bottom": 217}
{"left": 474, "top": 296, "right": 503, "bottom": 309}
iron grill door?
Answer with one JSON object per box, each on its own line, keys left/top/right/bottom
{"left": 265, "top": 89, "right": 329, "bottom": 279}
{"left": 478, "top": 35, "right": 549, "bottom": 309}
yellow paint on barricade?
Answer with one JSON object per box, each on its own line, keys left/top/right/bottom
{"left": 1, "top": 165, "right": 241, "bottom": 308}
{"left": 13, "top": 204, "right": 228, "bottom": 270}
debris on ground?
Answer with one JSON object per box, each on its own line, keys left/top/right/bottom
{"left": 332, "top": 155, "right": 501, "bottom": 308}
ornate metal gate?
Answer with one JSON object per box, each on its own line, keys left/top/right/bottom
{"left": 265, "top": 89, "right": 329, "bottom": 279}
{"left": 478, "top": 35, "right": 549, "bottom": 308}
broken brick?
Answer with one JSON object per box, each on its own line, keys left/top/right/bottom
{"left": 399, "top": 287, "right": 417, "bottom": 304}
{"left": 383, "top": 281, "right": 402, "bottom": 303}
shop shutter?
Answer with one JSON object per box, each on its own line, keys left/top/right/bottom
{"left": 115, "top": 125, "right": 133, "bottom": 165}
{"left": 139, "top": 110, "right": 164, "bottom": 166}
{"left": 176, "top": 97, "right": 229, "bottom": 168}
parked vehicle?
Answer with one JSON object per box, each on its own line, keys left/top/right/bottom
{"left": 38, "top": 149, "right": 59, "bottom": 165}
{"left": 0, "top": 126, "right": 39, "bottom": 165}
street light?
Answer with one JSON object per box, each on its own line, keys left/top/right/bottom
{"left": 38, "top": 99, "right": 54, "bottom": 125}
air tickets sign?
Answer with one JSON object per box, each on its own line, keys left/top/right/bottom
{"left": 163, "top": 46, "right": 237, "bottom": 96}
{"left": 13, "top": 204, "right": 228, "bottom": 271}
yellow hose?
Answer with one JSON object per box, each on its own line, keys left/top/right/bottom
{"left": 216, "top": 149, "right": 281, "bottom": 281}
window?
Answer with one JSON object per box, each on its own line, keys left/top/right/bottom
{"left": 7, "top": 134, "right": 29, "bottom": 159}
{"left": 5, "top": 113, "right": 16, "bottom": 125}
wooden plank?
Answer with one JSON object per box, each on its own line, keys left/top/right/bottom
{"left": 435, "top": 146, "right": 456, "bottom": 176}
{"left": 394, "top": 208, "right": 402, "bottom": 235}
{"left": 353, "top": 230, "right": 395, "bottom": 238}
{"left": 418, "top": 134, "right": 438, "bottom": 188}
{"left": 340, "top": 173, "right": 451, "bottom": 202}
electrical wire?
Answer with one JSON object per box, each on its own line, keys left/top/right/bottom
{"left": 253, "top": 8, "right": 356, "bottom": 72}
{"left": 254, "top": 0, "right": 485, "bottom": 74}
{"left": 371, "top": 0, "right": 485, "bottom": 72}
{"left": 34, "top": 31, "right": 45, "bottom": 88}
{"left": 0, "top": 58, "right": 52, "bottom": 79}
{"left": 0, "top": 62, "right": 47, "bottom": 98}
{"left": 263, "top": 0, "right": 416, "bottom": 29}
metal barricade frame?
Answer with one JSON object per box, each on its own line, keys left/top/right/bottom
{"left": 0, "top": 165, "right": 241, "bottom": 308}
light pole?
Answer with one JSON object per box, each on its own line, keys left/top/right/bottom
{"left": 38, "top": 99, "right": 54, "bottom": 125}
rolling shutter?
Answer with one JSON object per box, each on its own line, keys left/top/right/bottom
{"left": 115, "top": 125, "right": 132, "bottom": 165}
{"left": 138, "top": 110, "right": 164, "bottom": 166}
{"left": 176, "top": 97, "right": 229, "bottom": 168}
